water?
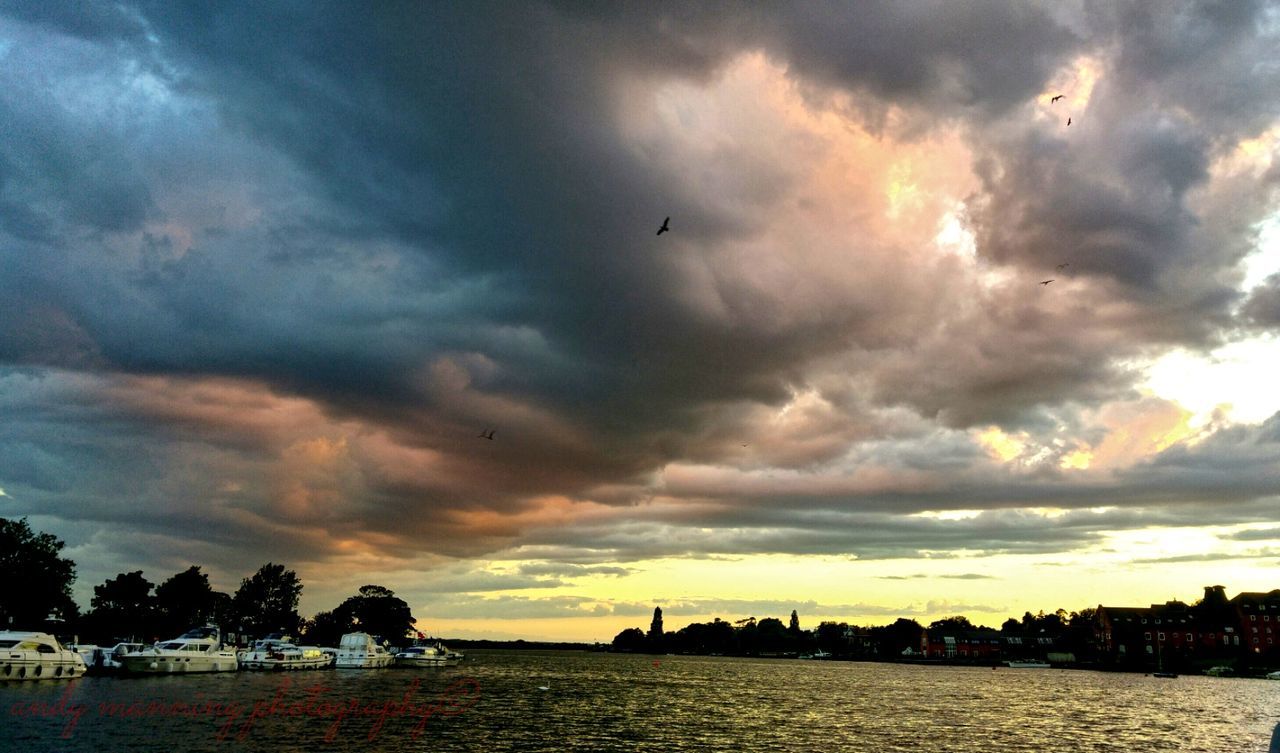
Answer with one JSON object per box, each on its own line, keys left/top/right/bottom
{"left": 4, "top": 651, "right": 1279, "bottom": 752}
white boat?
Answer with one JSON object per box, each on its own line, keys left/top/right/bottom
{"left": 1005, "top": 661, "right": 1051, "bottom": 668}
{"left": 1266, "top": 671, "right": 1280, "bottom": 680}
{"left": 70, "top": 643, "right": 100, "bottom": 667}
{"left": 799, "top": 650, "right": 831, "bottom": 659}
{"left": 118, "top": 626, "right": 238, "bottom": 674}
{"left": 0, "top": 631, "right": 87, "bottom": 681}
{"left": 394, "top": 641, "right": 463, "bottom": 668}
{"left": 333, "top": 632, "right": 393, "bottom": 668}
{"left": 1205, "top": 665, "right": 1233, "bottom": 677}
{"left": 239, "top": 635, "right": 333, "bottom": 670}
{"left": 98, "top": 642, "right": 151, "bottom": 672}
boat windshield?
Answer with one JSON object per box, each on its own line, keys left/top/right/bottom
{"left": 179, "top": 627, "right": 218, "bottom": 640}
{"left": 160, "top": 642, "right": 185, "bottom": 650}
{"left": 0, "top": 640, "right": 19, "bottom": 648}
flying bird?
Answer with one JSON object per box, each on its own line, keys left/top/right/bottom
{"left": 1056, "top": 263, "right": 1069, "bottom": 271}
{"left": 479, "top": 429, "right": 495, "bottom": 440}
{"left": 1040, "top": 279, "right": 1054, "bottom": 286}
{"left": 1050, "top": 94, "right": 1064, "bottom": 103}
{"left": 1067, "top": 117, "right": 1072, "bottom": 126}
{"left": 656, "top": 217, "right": 670, "bottom": 235}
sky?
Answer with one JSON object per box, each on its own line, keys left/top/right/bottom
{"left": 2, "top": 1, "right": 1280, "bottom": 643}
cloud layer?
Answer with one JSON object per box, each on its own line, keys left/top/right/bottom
{"left": 2, "top": 2, "right": 1279, "bottom": 618}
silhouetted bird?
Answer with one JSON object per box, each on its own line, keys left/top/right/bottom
{"left": 1067, "top": 117, "right": 1072, "bottom": 126}
{"left": 479, "top": 429, "right": 495, "bottom": 440}
{"left": 1050, "top": 94, "right": 1064, "bottom": 103}
{"left": 1040, "top": 279, "right": 1054, "bottom": 286}
{"left": 1056, "top": 263, "right": 1069, "bottom": 271}
{"left": 656, "top": 217, "right": 670, "bottom": 235}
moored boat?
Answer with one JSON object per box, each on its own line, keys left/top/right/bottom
{"left": 394, "top": 640, "right": 463, "bottom": 668}
{"left": 1005, "top": 661, "right": 1051, "bottom": 668}
{"left": 0, "top": 631, "right": 86, "bottom": 681}
{"left": 239, "top": 635, "right": 333, "bottom": 670}
{"left": 118, "top": 626, "right": 238, "bottom": 674}
{"left": 333, "top": 632, "right": 393, "bottom": 668}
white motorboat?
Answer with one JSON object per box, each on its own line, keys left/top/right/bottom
{"left": 1005, "top": 661, "right": 1051, "bottom": 668}
{"left": 1266, "top": 670, "right": 1280, "bottom": 680}
{"left": 0, "top": 631, "right": 87, "bottom": 681}
{"left": 70, "top": 643, "right": 100, "bottom": 667}
{"left": 799, "top": 649, "right": 831, "bottom": 659}
{"left": 1205, "top": 665, "right": 1233, "bottom": 677}
{"left": 239, "top": 635, "right": 333, "bottom": 670}
{"left": 84, "top": 642, "right": 152, "bottom": 673}
{"left": 394, "top": 640, "right": 463, "bottom": 668}
{"left": 333, "top": 632, "right": 393, "bottom": 668}
{"left": 118, "top": 626, "right": 238, "bottom": 674}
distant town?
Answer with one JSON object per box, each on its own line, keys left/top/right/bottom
{"left": 609, "top": 585, "right": 1280, "bottom": 677}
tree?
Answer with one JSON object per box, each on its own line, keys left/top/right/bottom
{"left": 232, "top": 563, "right": 303, "bottom": 638}
{"left": 928, "top": 615, "right": 976, "bottom": 633}
{"left": 305, "top": 609, "right": 355, "bottom": 647}
{"left": 872, "top": 618, "right": 926, "bottom": 656}
{"left": 612, "top": 627, "right": 647, "bottom": 652}
{"left": 789, "top": 610, "right": 801, "bottom": 634}
{"left": 345, "top": 586, "right": 414, "bottom": 645}
{"left": 816, "top": 621, "right": 849, "bottom": 654}
{"left": 155, "top": 566, "right": 223, "bottom": 637}
{"left": 85, "top": 570, "right": 155, "bottom": 642}
{"left": 1001, "top": 618, "right": 1021, "bottom": 633}
{"left": 0, "top": 517, "right": 78, "bottom": 629}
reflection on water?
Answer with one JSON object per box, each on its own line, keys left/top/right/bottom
{"left": 3, "top": 651, "right": 1279, "bottom": 752}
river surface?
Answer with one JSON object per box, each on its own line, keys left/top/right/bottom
{"left": 4, "top": 651, "right": 1279, "bottom": 752}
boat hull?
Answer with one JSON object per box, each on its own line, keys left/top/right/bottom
{"left": 334, "top": 653, "right": 393, "bottom": 668}
{"left": 119, "top": 652, "right": 239, "bottom": 674}
{"left": 240, "top": 650, "right": 333, "bottom": 671}
{"left": 0, "top": 655, "right": 86, "bottom": 681}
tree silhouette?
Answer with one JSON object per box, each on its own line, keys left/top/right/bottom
{"left": 0, "top": 517, "right": 78, "bottom": 629}
{"left": 85, "top": 570, "right": 155, "bottom": 642}
{"left": 611, "top": 627, "right": 647, "bottom": 652}
{"left": 232, "top": 563, "right": 303, "bottom": 638}
{"left": 155, "top": 566, "right": 221, "bottom": 637}
{"left": 340, "top": 585, "right": 414, "bottom": 643}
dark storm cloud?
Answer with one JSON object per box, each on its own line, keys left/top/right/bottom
{"left": 1243, "top": 274, "right": 1280, "bottom": 326}
{"left": 1, "top": 0, "right": 1279, "bottom": 593}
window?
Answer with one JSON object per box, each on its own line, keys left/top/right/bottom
{"left": 1144, "top": 632, "right": 1152, "bottom": 640}
{"left": 1141, "top": 618, "right": 1148, "bottom": 624}
{"left": 1251, "top": 615, "right": 1257, "bottom": 621}
{"left": 1186, "top": 634, "right": 1193, "bottom": 642}
{"left": 1157, "top": 632, "right": 1165, "bottom": 641}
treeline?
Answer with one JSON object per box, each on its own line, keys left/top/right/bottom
{"left": 614, "top": 609, "right": 1100, "bottom": 659}
{"left": 612, "top": 613, "right": 924, "bottom": 657}
{"left": 0, "top": 517, "right": 414, "bottom": 646}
